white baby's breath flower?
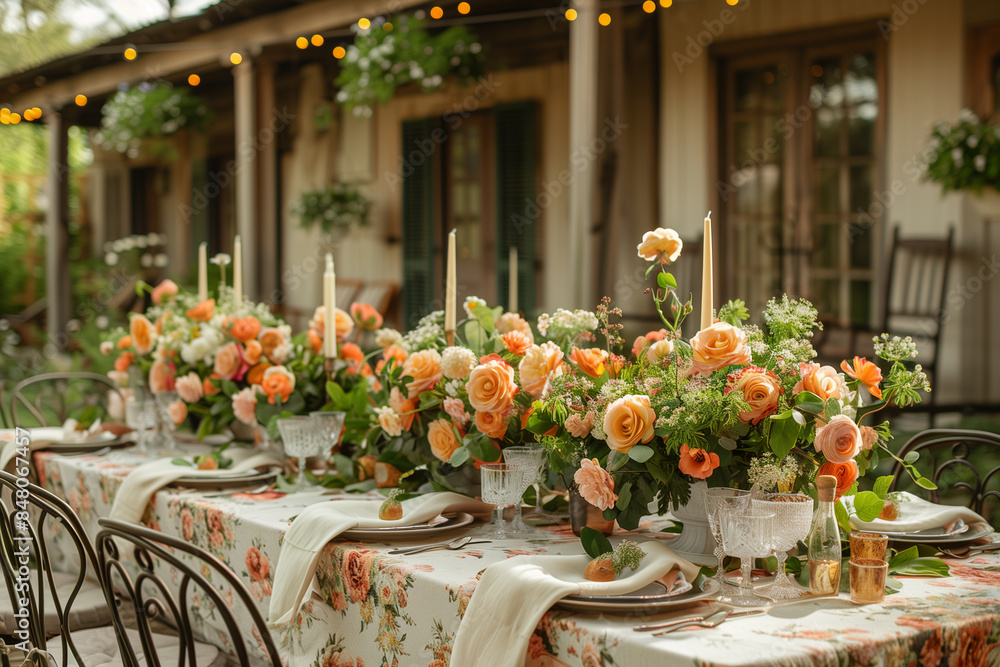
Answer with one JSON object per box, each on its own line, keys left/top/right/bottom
{"left": 441, "top": 346, "right": 477, "bottom": 379}
{"left": 375, "top": 328, "right": 404, "bottom": 349}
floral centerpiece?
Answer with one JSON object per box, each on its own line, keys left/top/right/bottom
{"left": 526, "top": 228, "right": 934, "bottom": 531}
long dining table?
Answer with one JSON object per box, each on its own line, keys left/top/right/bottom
{"left": 30, "top": 444, "right": 1000, "bottom": 667}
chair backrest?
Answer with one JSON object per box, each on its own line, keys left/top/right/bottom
{"left": 11, "top": 372, "right": 123, "bottom": 429}
{"left": 95, "top": 517, "right": 282, "bottom": 667}
{"left": 0, "top": 470, "right": 111, "bottom": 667}
{"left": 889, "top": 429, "right": 1000, "bottom": 525}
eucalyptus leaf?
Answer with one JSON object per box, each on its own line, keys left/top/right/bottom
{"left": 628, "top": 445, "right": 654, "bottom": 463}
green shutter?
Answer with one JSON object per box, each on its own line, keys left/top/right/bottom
{"left": 494, "top": 101, "right": 537, "bottom": 315}
{"left": 401, "top": 118, "right": 438, "bottom": 329}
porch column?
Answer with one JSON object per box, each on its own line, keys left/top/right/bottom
{"left": 46, "top": 111, "right": 70, "bottom": 350}
{"left": 256, "top": 61, "right": 279, "bottom": 304}
{"left": 233, "top": 58, "right": 257, "bottom": 298}
{"left": 568, "top": 0, "right": 599, "bottom": 308}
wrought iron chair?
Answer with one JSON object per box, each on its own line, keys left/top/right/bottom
{"left": 96, "top": 517, "right": 282, "bottom": 667}
{"left": 10, "top": 372, "right": 124, "bottom": 429}
{"left": 0, "top": 470, "right": 114, "bottom": 666}
{"left": 888, "top": 429, "right": 1000, "bottom": 526}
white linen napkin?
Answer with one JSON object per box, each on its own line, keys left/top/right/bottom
{"left": 845, "top": 491, "right": 990, "bottom": 533}
{"left": 108, "top": 450, "right": 282, "bottom": 525}
{"left": 450, "top": 541, "right": 700, "bottom": 667}
{"left": 267, "top": 491, "right": 494, "bottom": 627}
{"left": 0, "top": 427, "right": 85, "bottom": 471}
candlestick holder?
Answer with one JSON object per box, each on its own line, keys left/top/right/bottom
{"left": 445, "top": 330, "right": 455, "bottom": 346}
{"left": 324, "top": 356, "right": 337, "bottom": 384}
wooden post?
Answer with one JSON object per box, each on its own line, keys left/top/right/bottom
{"left": 46, "top": 111, "right": 70, "bottom": 350}
{"left": 233, "top": 58, "right": 257, "bottom": 299}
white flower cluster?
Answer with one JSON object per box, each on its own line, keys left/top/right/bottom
{"left": 102, "top": 233, "right": 169, "bottom": 268}
{"left": 375, "top": 328, "right": 404, "bottom": 349}
{"left": 747, "top": 455, "right": 803, "bottom": 492}
{"left": 463, "top": 296, "right": 487, "bottom": 318}
{"left": 441, "top": 346, "right": 477, "bottom": 380}
{"left": 402, "top": 312, "right": 444, "bottom": 351}
{"left": 536, "top": 309, "right": 598, "bottom": 338}
{"left": 873, "top": 334, "right": 918, "bottom": 362}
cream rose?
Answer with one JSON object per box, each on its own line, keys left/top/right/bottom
{"left": 636, "top": 228, "right": 683, "bottom": 263}
{"left": 129, "top": 314, "right": 156, "bottom": 355}
{"left": 376, "top": 407, "right": 403, "bottom": 437}
{"left": 466, "top": 360, "right": 517, "bottom": 413}
{"left": 645, "top": 338, "right": 675, "bottom": 363}
{"left": 427, "top": 419, "right": 460, "bottom": 462}
{"left": 518, "top": 342, "right": 565, "bottom": 398}
{"left": 794, "top": 363, "right": 844, "bottom": 401}
{"left": 602, "top": 395, "right": 656, "bottom": 453}
{"left": 403, "top": 349, "right": 444, "bottom": 397}
{"left": 813, "top": 414, "right": 861, "bottom": 464}
{"left": 689, "top": 322, "right": 752, "bottom": 376}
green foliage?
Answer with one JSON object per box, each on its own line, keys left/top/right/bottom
{"left": 924, "top": 109, "right": 1000, "bottom": 194}
{"left": 580, "top": 527, "right": 612, "bottom": 559}
{"left": 95, "top": 84, "right": 211, "bottom": 157}
{"left": 293, "top": 183, "right": 370, "bottom": 235}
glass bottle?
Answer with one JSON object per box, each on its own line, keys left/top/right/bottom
{"left": 808, "top": 475, "right": 842, "bottom": 595}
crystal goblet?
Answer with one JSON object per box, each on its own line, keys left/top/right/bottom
{"left": 503, "top": 446, "right": 545, "bottom": 534}
{"left": 719, "top": 509, "right": 776, "bottom": 607}
{"left": 752, "top": 494, "right": 814, "bottom": 599}
{"left": 277, "top": 417, "right": 319, "bottom": 492}
{"left": 310, "top": 411, "right": 346, "bottom": 476}
{"left": 125, "top": 399, "right": 155, "bottom": 455}
{"left": 479, "top": 463, "right": 525, "bottom": 540}
{"left": 705, "top": 487, "right": 752, "bottom": 592}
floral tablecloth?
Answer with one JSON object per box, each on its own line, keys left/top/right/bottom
{"left": 33, "top": 448, "right": 1000, "bottom": 667}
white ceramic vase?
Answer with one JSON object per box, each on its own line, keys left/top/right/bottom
{"left": 665, "top": 481, "right": 717, "bottom": 566}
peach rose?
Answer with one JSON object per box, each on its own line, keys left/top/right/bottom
{"left": 678, "top": 443, "right": 720, "bottom": 479}
{"left": 817, "top": 460, "right": 858, "bottom": 499}
{"left": 168, "top": 400, "right": 188, "bottom": 426}
{"left": 231, "top": 387, "right": 258, "bottom": 425}
{"left": 632, "top": 329, "right": 668, "bottom": 358}
{"left": 565, "top": 411, "right": 595, "bottom": 438}
{"left": 376, "top": 407, "right": 403, "bottom": 437}
{"left": 350, "top": 302, "right": 384, "bottom": 331}
{"left": 475, "top": 410, "right": 508, "bottom": 439}
{"left": 813, "top": 414, "right": 861, "bottom": 464}
{"left": 203, "top": 374, "right": 220, "bottom": 396}
{"left": 175, "top": 372, "right": 205, "bottom": 403}
{"left": 730, "top": 367, "right": 783, "bottom": 425}
{"left": 114, "top": 352, "right": 134, "bottom": 373}
{"left": 260, "top": 365, "right": 295, "bottom": 405}
{"left": 571, "top": 347, "right": 609, "bottom": 379}
{"left": 518, "top": 342, "right": 565, "bottom": 398}
{"left": 496, "top": 313, "right": 534, "bottom": 342}
{"left": 443, "top": 397, "right": 470, "bottom": 428}
{"left": 307, "top": 329, "right": 323, "bottom": 354}
{"left": 340, "top": 342, "right": 365, "bottom": 374}
{"left": 860, "top": 425, "right": 879, "bottom": 451}
{"left": 501, "top": 331, "right": 533, "bottom": 356}
{"left": 229, "top": 316, "right": 261, "bottom": 343}
{"left": 129, "top": 315, "right": 155, "bottom": 355}
{"left": 117, "top": 335, "right": 132, "bottom": 350}
{"left": 149, "top": 359, "right": 175, "bottom": 393}
{"left": 602, "top": 395, "right": 656, "bottom": 453}
{"left": 244, "top": 340, "right": 262, "bottom": 366}
{"left": 259, "top": 327, "right": 291, "bottom": 365}
{"left": 689, "top": 322, "right": 752, "bottom": 376}
{"left": 402, "top": 349, "right": 443, "bottom": 398}
{"left": 637, "top": 228, "right": 683, "bottom": 264}
{"left": 794, "top": 363, "right": 844, "bottom": 401}
{"left": 466, "top": 360, "right": 517, "bottom": 413}
{"left": 645, "top": 339, "right": 675, "bottom": 364}
{"left": 389, "top": 387, "right": 417, "bottom": 432}
{"left": 186, "top": 299, "right": 215, "bottom": 322}
{"left": 428, "top": 419, "right": 461, "bottom": 462}
{"left": 214, "top": 342, "right": 248, "bottom": 381}
{"left": 333, "top": 307, "right": 354, "bottom": 342}
{"left": 150, "top": 279, "right": 178, "bottom": 305}
{"left": 574, "top": 458, "right": 617, "bottom": 511}
{"left": 246, "top": 362, "right": 271, "bottom": 386}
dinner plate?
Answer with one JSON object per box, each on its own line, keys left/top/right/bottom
{"left": 168, "top": 467, "right": 280, "bottom": 490}
{"left": 886, "top": 521, "right": 994, "bottom": 544}
{"left": 554, "top": 577, "right": 721, "bottom": 614}
{"left": 1, "top": 428, "right": 132, "bottom": 453}
{"left": 172, "top": 433, "right": 232, "bottom": 446}
{"left": 341, "top": 513, "right": 476, "bottom": 540}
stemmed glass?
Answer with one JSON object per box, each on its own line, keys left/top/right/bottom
{"left": 719, "top": 509, "right": 776, "bottom": 607}
{"left": 503, "top": 446, "right": 545, "bottom": 533}
{"left": 705, "top": 488, "right": 752, "bottom": 592}
{"left": 752, "top": 493, "right": 814, "bottom": 599}
{"left": 152, "top": 390, "right": 182, "bottom": 453}
{"left": 277, "top": 417, "right": 319, "bottom": 492}
{"left": 310, "top": 411, "right": 346, "bottom": 476}
{"left": 125, "top": 399, "right": 155, "bottom": 454}
{"left": 479, "top": 463, "right": 525, "bottom": 540}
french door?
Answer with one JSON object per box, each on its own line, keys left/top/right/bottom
{"left": 718, "top": 35, "right": 884, "bottom": 327}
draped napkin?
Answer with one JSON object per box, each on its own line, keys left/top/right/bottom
{"left": 108, "top": 450, "right": 282, "bottom": 525}
{"left": 846, "top": 492, "right": 990, "bottom": 533}
{"left": 450, "top": 541, "right": 700, "bottom": 667}
{"left": 267, "top": 491, "right": 494, "bottom": 627}
{"left": 0, "top": 427, "right": 116, "bottom": 472}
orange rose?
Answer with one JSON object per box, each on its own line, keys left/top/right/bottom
{"left": 678, "top": 444, "right": 720, "bottom": 479}
{"left": 377, "top": 345, "right": 408, "bottom": 374}
{"left": 340, "top": 342, "right": 365, "bottom": 374}
{"left": 214, "top": 342, "right": 248, "bottom": 381}
{"left": 129, "top": 315, "right": 155, "bottom": 355}
{"left": 229, "top": 316, "right": 262, "bottom": 343}
{"left": 402, "top": 349, "right": 443, "bottom": 398}
{"left": 466, "top": 360, "right": 517, "bottom": 413}
{"left": 244, "top": 340, "right": 263, "bottom": 366}
{"left": 817, "top": 460, "right": 858, "bottom": 499}
{"left": 186, "top": 299, "right": 215, "bottom": 322}
{"left": 149, "top": 359, "right": 175, "bottom": 392}
{"left": 203, "top": 374, "right": 221, "bottom": 396}
{"left": 632, "top": 329, "right": 668, "bottom": 358}
{"left": 570, "top": 347, "right": 609, "bottom": 379}
{"left": 501, "top": 331, "right": 533, "bottom": 356}
{"left": 154, "top": 314, "right": 167, "bottom": 335}
{"left": 636, "top": 228, "right": 683, "bottom": 264}
{"left": 813, "top": 414, "right": 861, "bottom": 464}
{"left": 150, "top": 279, "right": 178, "bottom": 305}
{"left": 518, "top": 342, "right": 565, "bottom": 398}
{"left": 333, "top": 307, "right": 354, "bottom": 342}
{"left": 793, "top": 363, "right": 844, "bottom": 401}
{"left": 117, "top": 335, "right": 132, "bottom": 350}
{"left": 259, "top": 327, "right": 291, "bottom": 364}
{"left": 730, "top": 367, "right": 783, "bottom": 425}
{"left": 602, "top": 395, "right": 656, "bottom": 453}
{"left": 114, "top": 352, "right": 134, "bottom": 373}
{"left": 389, "top": 387, "right": 417, "bottom": 431}
{"left": 260, "top": 366, "right": 295, "bottom": 405}
{"left": 689, "top": 322, "right": 752, "bottom": 376}
{"left": 475, "top": 410, "right": 508, "bottom": 439}
{"left": 841, "top": 356, "right": 883, "bottom": 400}
{"left": 350, "top": 302, "right": 384, "bottom": 331}
{"left": 427, "top": 419, "right": 460, "bottom": 462}
{"left": 307, "top": 329, "right": 323, "bottom": 354}
{"left": 246, "top": 362, "right": 271, "bottom": 386}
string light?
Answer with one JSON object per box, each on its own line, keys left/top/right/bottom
{"left": 22, "top": 109, "right": 33, "bottom": 121}
{"left": 726, "top": 0, "right": 738, "bottom": 4}
{"left": 75, "top": 94, "right": 87, "bottom": 106}
{"left": 565, "top": 8, "right": 577, "bottom": 20}
{"left": 295, "top": 37, "right": 308, "bottom": 49}
{"left": 124, "top": 47, "right": 137, "bottom": 60}
{"left": 458, "top": 2, "right": 471, "bottom": 14}
{"left": 598, "top": 12, "right": 611, "bottom": 25}
{"left": 358, "top": 18, "right": 371, "bottom": 29}
{"left": 9, "top": 113, "right": 20, "bottom": 124}
{"left": 311, "top": 34, "right": 324, "bottom": 46}
{"left": 188, "top": 74, "right": 201, "bottom": 86}
{"left": 0, "top": 116, "right": 7, "bottom": 125}
{"left": 31, "top": 107, "right": 41, "bottom": 119}
{"left": 430, "top": 6, "right": 444, "bottom": 19}
{"left": 660, "top": 0, "right": 672, "bottom": 6}
{"left": 643, "top": 1, "right": 655, "bottom": 12}
{"left": 230, "top": 52, "right": 243, "bottom": 65}
{"left": 333, "top": 46, "right": 346, "bottom": 59}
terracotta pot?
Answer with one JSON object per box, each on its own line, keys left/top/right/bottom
{"left": 568, "top": 487, "right": 615, "bottom": 536}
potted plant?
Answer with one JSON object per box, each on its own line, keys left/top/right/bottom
{"left": 292, "top": 183, "right": 370, "bottom": 243}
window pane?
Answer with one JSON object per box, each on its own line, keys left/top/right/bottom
{"left": 849, "top": 164, "right": 872, "bottom": 212}
{"left": 815, "top": 165, "right": 840, "bottom": 214}
{"left": 846, "top": 53, "right": 877, "bottom": 104}
{"left": 848, "top": 106, "right": 876, "bottom": 157}
{"left": 849, "top": 223, "right": 873, "bottom": 269}
{"left": 812, "top": 278, "right": 840, "bottom": 321}
{"left": 759, "top": 164, "right": 782, "bottom": 217}
{"left": 733, "top": 168, "right": 759, "bottom": 215}
{"left": 814, "top": 107, "right": 842, "bottom": 158}
{"left": 734, "top": 69, "right": 758, "bottom": 111}
{"left": 814, "top": 223, "right": 839, "bottom": 269}
{"left": 850, "top": 279, "right": 872, "bottom": 326}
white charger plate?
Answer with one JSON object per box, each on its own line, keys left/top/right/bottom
{"left": 341, "top": 513, "right": 475, "bottom": 540}
{"left": 555, "top": 578, "right": 721, "bottom": 614}
{"left": 885, "top": 521, "right": 994, "bottom": 544}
